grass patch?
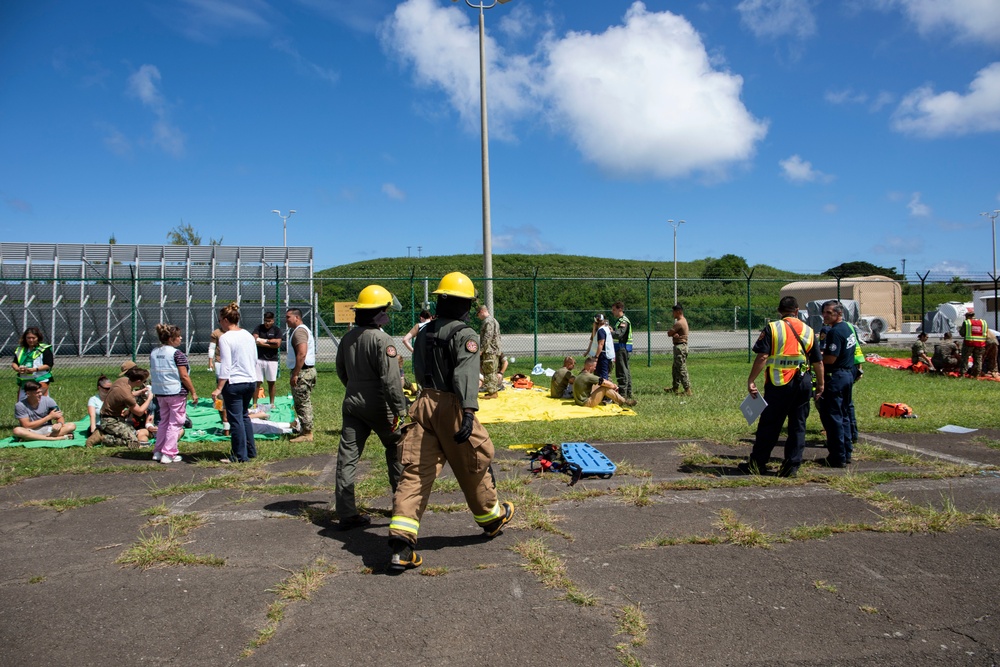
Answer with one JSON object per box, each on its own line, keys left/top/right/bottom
{"left": 432, "top": 478, "right": 461, "bottom": 494}
{"left": 512, "top": 538, "right": 599, "bottom": 606}
{"left": 426, "top": 503, "right": 466, "bottom": 513}
{"left": 150, "top": 512, "right": 205, "bottom": 536}
{"left": 140, "top": 503, "right": 170, "bottom": 517}
{"left": 676, "top": 443, "right": 719, "bottom": 467}
{"left": 22, "top": 494, "right": 113, "bottom": 512}
{"left": 28, "top": 575, "right": 45, "bottom": 584}
{"left": 633, "top": 533, "right": 725, "bottom": 548}
{"left": 115, "top": 526, "right": 225, "bottom": 570}
{"left": 615, "top": 604, "right": 649, "bottom": 647}
{"left": 813, "top": 580, "right": 837, "bottom": 593}
{"left": 420, "top": 567, "right": 450, "bottom": 577}
{"left": 972, "top": 436, "right": 1000, "bottom": 450}
{"left": 859, "top": 605, "right": 879, "bottom": 614}
{"left": 713, "top": 509, "right": 772, "bottom": 548}
{"left": 244, "top": 560, "right": 337, "bottom": 657}
{"left": 614, "top": 460, "right": 653, "bottom": 478}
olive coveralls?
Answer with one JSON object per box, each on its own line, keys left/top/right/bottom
{"left": 334, "top": 326, "right": 408, "bottom": 519}
{"left": 388, "top": 319, "right": 504, "bottom": 546}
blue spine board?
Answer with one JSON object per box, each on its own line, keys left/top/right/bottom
{"left": 560, "top": 442, "right": 616, "bottom": 475}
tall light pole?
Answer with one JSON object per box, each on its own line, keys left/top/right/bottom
{"left": 901, "top": 258, "right": 906, "bottom": 278}
{"left": 981, "top": 209, "right": 1000, "bottom": 278}
{"left": 454, "top": 0, "right": 513, "bottom": 315}
{"left": 271, "top": 209, "right": 296, "bottom": 247}
{"left": 668, "top": 219, "right": 686, "bottom": 305}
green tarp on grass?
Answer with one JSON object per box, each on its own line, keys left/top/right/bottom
{"left": 0, "top": 397, "right": 297, "bottom": 449}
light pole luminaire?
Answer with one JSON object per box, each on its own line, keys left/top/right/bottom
{"left": 454, "top": 0, "right": 512, "bottom": 315}
{"left": 271, "top": 209, "right": 296, "bottom": 247}
{"left": 668, "top": 219, "right": 686, "bottom": 305}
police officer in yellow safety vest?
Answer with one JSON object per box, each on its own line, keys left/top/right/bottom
{"left": 738, "top": 296, "right": 824, "bottom": 478}
{"left": 334, "top": 285, "right": 408, "bottom": 531}
{"left": 611, "top": 301, "right": 633, "bottom": 400}
{"left": 387, "top": 272, "right": 514, "bottom": 573}
{"left": 961, "top": 311, "right": 988, "bottom": 377}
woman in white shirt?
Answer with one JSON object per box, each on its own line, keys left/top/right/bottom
{"left": 86, "top": 375, "right": 112, "bottom": 437}
{"left": 211, "top": 302, "right": 259, "bottom": 463}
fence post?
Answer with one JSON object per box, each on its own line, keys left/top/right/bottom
{"left": 742, "top": 268, "right": 755, "bottom": 362}
{"left": 532, "top": 268, "right": 539, "bottom": 366}
{"left": 917, "top": 271, "right": 929, "bottom": 330}
{"left": 130, "top": 265, "right": 138, "bottom": 362}
{"left": 991, "top": 272, "right": 1000, "bottom": 331}
{"left": 644, "top": 268, "right": 654, "bottom": 367}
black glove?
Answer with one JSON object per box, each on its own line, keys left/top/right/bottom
{"left": 454, "top": 411, "right": 475, "bottom": 443}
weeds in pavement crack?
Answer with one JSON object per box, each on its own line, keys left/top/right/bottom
{"left": 512, "top": 538, "right": 598, "bottom": 606}
{"left": 243, "top": 559, "right": 337, "bottom": 657}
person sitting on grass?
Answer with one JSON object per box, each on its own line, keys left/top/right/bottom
{"left": 86, "top": 375, "right": 113, "bottom": 436}
{"left": 13, "top": 380, "right": 76, "bottom": 441}
{"left": 549, "top": 356, "right": 576, "bottom": 399}
{"left": 572, "top": 356, "right": 636, "bottom": 408}
{"left": 86, "top": 364, "right": 154, "bottom": 449}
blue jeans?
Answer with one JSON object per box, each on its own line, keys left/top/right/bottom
{"left": 222, "top": 382, "right": 256, "bottom": 462}
{"left": 596, "top": 355, "right": 611, "bottom": 381}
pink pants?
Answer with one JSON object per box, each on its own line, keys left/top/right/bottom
{"left": 155, "top": 394, "right": 187, "bottom": 457}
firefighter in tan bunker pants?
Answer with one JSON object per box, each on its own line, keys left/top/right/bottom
{"left": 387, "top": 272, "right": 514, "bottom": 572}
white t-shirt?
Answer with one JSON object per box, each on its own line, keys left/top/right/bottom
{"left": 219, "top": 328, "right": 259, "bottom": 384}
{"left": 88, "top": 395, "right": 104, "bottom": 427}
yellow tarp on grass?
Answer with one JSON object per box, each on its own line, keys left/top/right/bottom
{"left": 474, "top": 387, "right": 636, "bottom": 424}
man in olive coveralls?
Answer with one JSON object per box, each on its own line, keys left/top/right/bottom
{"left": 334, "top": 285, "right": 408, "bottom": 530}
{"left": 387, "top": 272, "right": 514, "bottom": 572}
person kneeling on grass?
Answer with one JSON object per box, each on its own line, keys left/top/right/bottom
{"left": 13, "top": 380, "right": 76, "bottom": 441}
{"left": 86, "top": 365, "right": 154, "bottom": 449}
{"left": 573, "top": 356, "right": 636, "bottom": 408}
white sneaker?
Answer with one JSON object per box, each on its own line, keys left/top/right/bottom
{"left": 160, "top": 454, "right": 183, "bottom": 464}
{"left": 152, "top": 451, "right": 162, "bottom": 462}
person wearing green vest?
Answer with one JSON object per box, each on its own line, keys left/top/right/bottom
{"left": 845, "top": 321, "right": 864, "bottom": 445}
{"left": 611, "top": 301, "right": 634, "bottom": 400}
{"left": 12, "top": 327, "right": 54, "bottom": 399}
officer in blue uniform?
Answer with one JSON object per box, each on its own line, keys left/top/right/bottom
{"left": 817, "top": 300, "right": 856, "bottom": 467}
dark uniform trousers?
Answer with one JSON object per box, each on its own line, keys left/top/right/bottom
{"left": 750, "top": 373, "right": 812, "bottom": 468}
{"left": 819, "top": 369, "right": 854, "bottom": 464}
{"left": 335, "top": 388, "right": 403, "bottom": 519}
{"left": 389, "top": 388, "right": 502, "bottom": 546}
{"left": 614, "top": 346, "right": 632, "bottom": 398}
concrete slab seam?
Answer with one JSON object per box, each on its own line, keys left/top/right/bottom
{"left": 170, "top": 491, "right": 207, "bottom": 513}
{"left": 861, "top": 435, "right": 987, "bottom": 467}
{"left": 315, "top": 455, "right": 338, "bottom": 485}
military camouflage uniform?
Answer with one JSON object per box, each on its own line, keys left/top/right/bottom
{"left": 99, "top": 416, "right": 140, "bottom": 449}
{"left": 479, "top": 314, "right": 502, "bottom": 394}
{"left": 292, "top": 367, "right": 316, "bottom": 432}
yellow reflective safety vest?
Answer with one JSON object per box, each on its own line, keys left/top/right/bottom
{"left": 765, "top": 318, "right": 815, "bottom": 386}
{"left": 846, "top": 322, "right": 864, "bottom": 365}
{"left": 961, "top": 318, "right": 987, "bottom": 347}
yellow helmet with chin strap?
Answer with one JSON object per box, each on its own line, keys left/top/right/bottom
{"left": 353, "top": 284, "right": 394, "bottom": 310}
{"left": 432, "top": 272, "right": 476, "bottom": 299}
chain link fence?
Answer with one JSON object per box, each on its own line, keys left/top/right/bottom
{"left": 7, "top": 271, "right": 991, "bottom": 377}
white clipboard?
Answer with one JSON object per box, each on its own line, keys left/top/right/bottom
{"left": 740, "top": 393, "right": 767, "bottom": 425}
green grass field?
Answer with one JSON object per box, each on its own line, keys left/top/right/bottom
{"left": 1, "top": 348, "right": 995, "bottom": 486}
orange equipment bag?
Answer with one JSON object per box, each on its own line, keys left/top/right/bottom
{"left": 511, "top": 373, "right": 533, "bottom": 389}
{"left": 878, "top": 402, "right": 913, "bottom": 418}
{"left": 910, "top": 362, "right": 928, "bottom": 374}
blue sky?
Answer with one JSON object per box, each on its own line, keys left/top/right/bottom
{"left": 2, "top": 0, "right": 1000, "bottom": 278}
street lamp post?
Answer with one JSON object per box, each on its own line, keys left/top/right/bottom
{"left": 668, "top": 219, "right": 686, "bottom": 305}
{"left": 454, "top": 0, "right": 512, "bottom": 315}
{"left": 271, "top": 209, "right": 296, "bottom": 247}
{"left": 981, "top": 210, "right": 1000, "bottom": 278}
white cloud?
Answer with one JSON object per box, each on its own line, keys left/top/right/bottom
{"left": 928, "top": 260, "right": 971, "bottom": 277}
{"left": 541, "top": 3, "right": 768, "bottom": 179}
{"left": 872, "top": 235, "right": 923, "bottom": 254}
{"left": 825, "top": 88, "right": 868, "bottom": 105}
{"left": 736, "top": 0, "right": 817, "bottom": 40}
{"left": 126, "top": 65, "right": 186, "bottom": 157}
{"left": 381, "top": 0, "right": 767, "bottom": 180}
{"left": 870, "top": 91, "right": 894, "bottom": 112}
{"left": 382, "top": 183, "right": 406, "bottom": 201}
{"left": 892, "top": 63, "right": 1000, "bottom": 137}
{"left": 96, "top": 122, "right": 132, "bottom": 157}
{"left": 380, "top": 0, "right": 538, "bottom": 140}
{"left": 271, "top": 38, "right": 340, "bottom": 85}
{"left": 908, "top": 192, "right": 931, "bottom": 217}
{"left": 164, "top": 0, "right": 273, "bottom": 42}
{"left": 493, "top": 225, "right": 559, "bottom": 253}
{"left": 880, "top": 0, "right": 1000, "bottom": 46}
{"left": 779, "top": 154, "right": 833, "bottom": 183}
